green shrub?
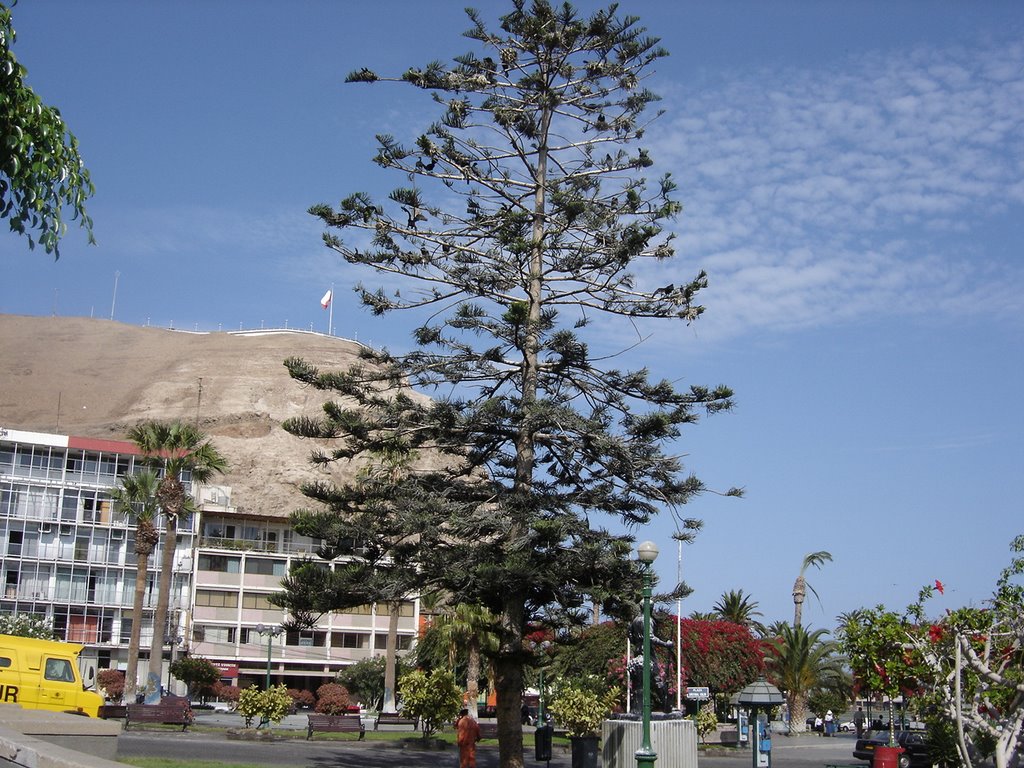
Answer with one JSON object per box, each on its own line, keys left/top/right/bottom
{"left": 397, "top": 668, "right": 462, "bottom": 738}
{"left": 547, "top": 681, "right": 619, "bottom": 737}
{"left": 236, "top": 684, "right": 292, "bottom": 728}
{"left": 695, "top": 702, "right": 718, "bottom": 743}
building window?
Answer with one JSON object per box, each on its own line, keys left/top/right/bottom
{"left": 197, "top": 554, "right": 241, "bottom": 573}
{"left": 330, "top": 632, "right": 367, "bottom": 649}
{"left": 375, "top": 633, "right": 413, "bottom": 651}
{"left": 195, "top": 590, "right": 238, "bottom": 608}
{"left": 286, "top": 629, "right": 325, "bottom": 647}
{"left": 243, "top": 558, "right": 285, "bottom": 577}
{"left": 241, "top": 592, "right": 275, "bottom": 610}
{"left": 194, "top": 625, "right": 235, "bottom": 645}
{"left": 203, "top": 522, "right": 236, "bottom": 541}
{"left": 336, "top": 604, "right": 373, "bottom": 616}
{"left": 81, "top": 495, "right": 112, "bottom": 524}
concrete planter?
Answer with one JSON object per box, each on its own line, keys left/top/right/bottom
{"left": 602, "top": 717, "right": 697, "bottom": 768}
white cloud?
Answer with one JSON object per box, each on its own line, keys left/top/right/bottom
{"left": 631, "top": 35, "right": 1024, "bottom": 343}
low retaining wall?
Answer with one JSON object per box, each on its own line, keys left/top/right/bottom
{"left": 0, "top": 705, "right": 123, "bottom": 766}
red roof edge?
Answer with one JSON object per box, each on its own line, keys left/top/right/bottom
{"left": 67, "top": 436, "right": 142, "bottom": 455}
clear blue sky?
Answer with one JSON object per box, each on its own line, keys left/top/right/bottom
{"left": 3, "top": 1, "right": 1022, "bottom": 631}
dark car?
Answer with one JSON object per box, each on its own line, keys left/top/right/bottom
{"left": 853, "top": 730, "right": 931, "bottom": 768}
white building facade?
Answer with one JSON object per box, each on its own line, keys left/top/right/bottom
{"left": 0, "top": 427, "right": 418, "bottom": 696}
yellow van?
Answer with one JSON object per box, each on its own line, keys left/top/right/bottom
{"left": 0, "top": 634, "right": 104, "bottom": 717}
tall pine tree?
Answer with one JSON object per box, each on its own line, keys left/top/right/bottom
{"left": 279, "top": 4, "right": 737, "bottom": 766}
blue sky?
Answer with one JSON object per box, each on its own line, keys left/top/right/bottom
{"left": 3, "top": 1, "right": 1022, "bottom": 631}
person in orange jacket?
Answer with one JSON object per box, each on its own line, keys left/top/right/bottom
{"left": 455, "top": 708, "right": 482, "bottom": 768}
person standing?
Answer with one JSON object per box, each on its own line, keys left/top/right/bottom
{"left": 456, "top": 708, "right": 482, "bottom": 768}
{"left": 854, "top": 706, "right": 866, "bottom": 739}
{"left": 824, "top": 709, "right": 835, "bottom": 737}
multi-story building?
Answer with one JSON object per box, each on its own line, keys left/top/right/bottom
{"left": 0, "top": 426, "right": 418, "bottom": 696}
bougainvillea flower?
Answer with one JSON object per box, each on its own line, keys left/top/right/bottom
{"left": 928, "top": 624, "right": 944, "bottom": 643}
{"left": 935, "top": 580, "right": 944, "bottom": 594}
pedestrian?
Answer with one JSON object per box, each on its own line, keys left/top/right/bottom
{"left": 824, "top": 709, "right": 835, "bottom": 737}
{"left": 455, "top": 707, "right": 482, "bottom": 768}
{"left": 854, "top": 706, "right": 866, "bottom": 739}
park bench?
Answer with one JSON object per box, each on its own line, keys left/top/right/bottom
{"left": 97, "top": 704, "right": 128, "bottom": 720}
{"left": 719, "top": 729, "right": 740, "bottom": 745}
{"left": 124, "top": 702, "right": 193, "bottom": 731}
{"left": 306, "top": 713, "right": 365, "bottom": 740}
{"left": 373, "top": 711, "right": 419, "bottom": 731}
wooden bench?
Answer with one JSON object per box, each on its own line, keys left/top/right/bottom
{"left": 98, "top": 704, "right": 128, "bottom": 720}
{"left": 306, "top": 713, "right": 365, "bottom": 740}
{"left": 125, "top": 702, "right": 192, "bottom": 731}
{"left": 374, "top": 711, "right": 419, "bottom": 731}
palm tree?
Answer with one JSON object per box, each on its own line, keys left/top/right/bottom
{"left": 688, "top": 611, "right": 717, "bottom": 621}
{"left": 792, "top": 551, "right": 832, "bottom": 627}
{"left": 434, "top": 603, "right": 500, "bottom": 719}
{"left": 127, "top": 421, "right": 227, "bottom": 692}
{"left": 764, "top": 619, "right": 789, "bottom": 638}
{"left": 712, "top": 589, "right": 765, "bottom": 634}
{"left": 765, "top": 622, "right": 845, "bottom": 734}
{"left": 108, "top": 469, "right": 161, "bottom": 702}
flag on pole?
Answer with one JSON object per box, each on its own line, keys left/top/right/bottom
{"left": 320, "top": 289, "right": 333, "bottom": 309}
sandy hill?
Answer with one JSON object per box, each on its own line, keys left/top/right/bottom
{"left": 0, "top": 314, "right": 369, "bottom": 519}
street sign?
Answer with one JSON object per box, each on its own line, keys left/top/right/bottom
{"left": 685, "top": 686, "right": 711, "bottom": 701}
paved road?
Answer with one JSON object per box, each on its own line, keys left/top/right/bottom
{"left": 116, "top": 713, "right": 863, "bottom": 768}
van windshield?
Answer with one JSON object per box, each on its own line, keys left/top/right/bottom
{"left": 43, "top": 658, "right": 75, "bottom": 683}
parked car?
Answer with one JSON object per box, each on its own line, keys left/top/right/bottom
{"left": 853, "top": 730, "right": 932, "bottom": 768}
{"left": 840, "top": 720, "right": 856, "bottom": 732}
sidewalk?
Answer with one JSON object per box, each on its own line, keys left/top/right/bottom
{"left": 119, "top": 718, "right": 577, "bottom": 768}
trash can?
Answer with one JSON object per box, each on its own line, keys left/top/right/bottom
{"left": 535, "top": 724, "right": 553, "bottom": 761}
{"left": 873, "top": 745, "right": 904, "bottom": 768}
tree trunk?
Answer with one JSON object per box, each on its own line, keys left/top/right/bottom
{"left": 147, "top": 515, "right": 177, "bottom": 689}
{"left": 466, "top": 637, "right": 480, "bottom": 720}
{"left": 495, "top": 607, "right": 526, "bottom": 768}
{"left": 792, "top": 575, "right": 806, "bottom": 627}
{"left": 382, "top": 601, "right": 399, "bottom": 712}
{"left": 123, "top": 549, "right": 150, "bottom": 702}
{"left": 788, "top": 693, "right": 807, "bottom": 734}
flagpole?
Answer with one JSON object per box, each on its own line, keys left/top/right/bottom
{"left": 328, "top": 282, "right": 334, "bottom": 336}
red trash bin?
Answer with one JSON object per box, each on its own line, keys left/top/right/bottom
{"left": 873, "top": 745, "right": 904, "bottom": 768}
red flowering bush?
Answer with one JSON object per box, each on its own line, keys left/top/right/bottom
{"left": 678, "top": 619, "right": 766, "bottom": 694}
{"left": 315, "top": 682, "right": 351, "bottom": 714}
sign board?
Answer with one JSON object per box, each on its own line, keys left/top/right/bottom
{"left": 685, "top": 686, "right": 711, "bottom": 701}
{"left": 213, "top": 663, "right": 239, "bottom": 678}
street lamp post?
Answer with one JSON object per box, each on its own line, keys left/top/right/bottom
{"left": 636, "top": 540, "right": 659, "bottom": 768}
{"left": 255, "top": 623, "right": 283, "bottom": 690}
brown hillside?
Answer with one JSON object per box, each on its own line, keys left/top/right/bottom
{"left": 0, "top": 314, "right": 368, "bottom": 519}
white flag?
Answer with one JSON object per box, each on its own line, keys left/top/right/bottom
{"left": 320, "top": 289, "right": 332, "bottom": 309}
